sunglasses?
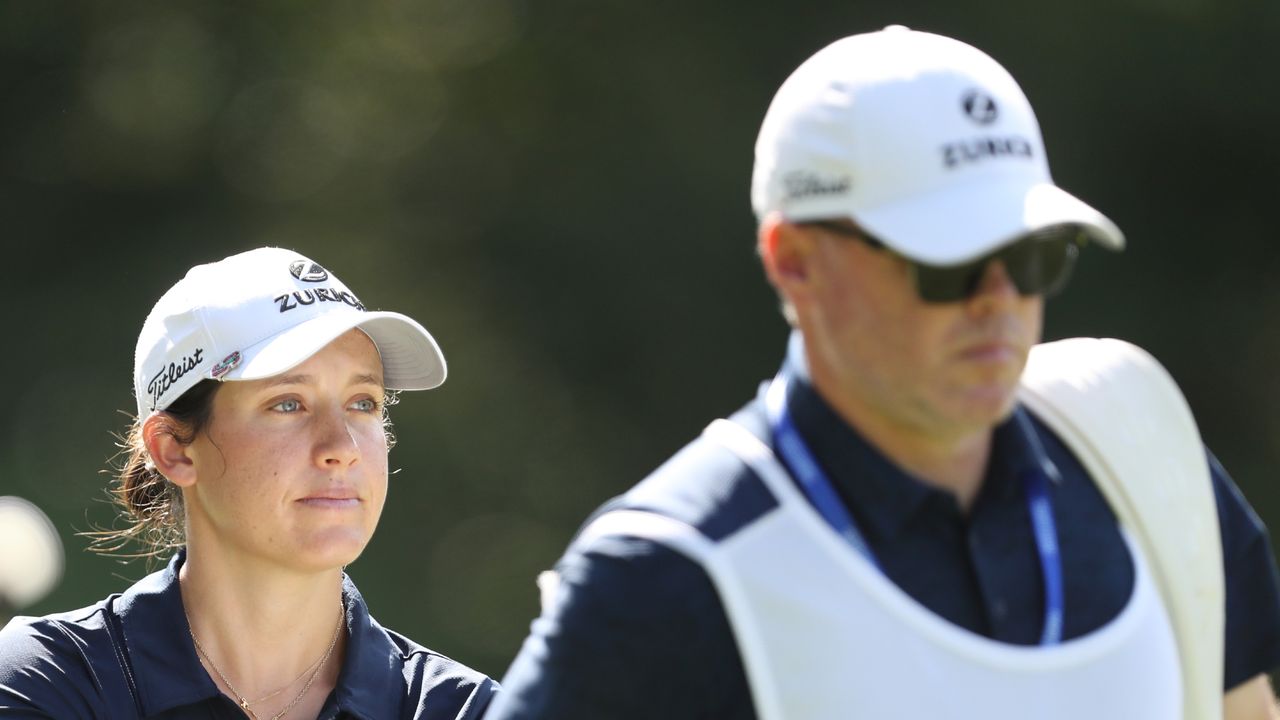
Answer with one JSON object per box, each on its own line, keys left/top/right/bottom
{"left": 802, "top": 220, "right": 1084, "bottom": 304}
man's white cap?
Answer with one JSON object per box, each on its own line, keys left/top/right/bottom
{"left": 134, "top": 247, "right": 446, "bottom": 418}
{"left": 0, "top": 496, "right": 63, "bottom": 610}
{"left": 751, "top": 26, "right": 1124, "bottom": 265}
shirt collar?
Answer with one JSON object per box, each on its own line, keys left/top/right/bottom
{"left": 985, "top": 403, "right": 1064, "bottom": 503}
{"left": 116, "top": 551, "right": 218, "bottom": 716}
{"left": 776, "top": 368, "right": 935, "bottom": 540}
{"left": 115, "top": 551, "right": 403, "bottom": 719}
{"left": 773, "top": 332, "right": 1063, "bottom": 540}
{"left": 330, "top": 576, "right": 402, "bottom": 719}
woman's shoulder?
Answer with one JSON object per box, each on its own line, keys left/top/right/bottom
{"left": 1, "top": 599, "right": 115, "bottom": 672}
{"left": 381, "top": 623, "right": 494, "bottom": 679}
{"left": 0, "top": 598, "right": 135, "bottom": 717}
{"left": 341, "top": 576, "right": 499, "bottom": 720}
{"left": 374, "top": 625, "right": 500, "bottom": 720}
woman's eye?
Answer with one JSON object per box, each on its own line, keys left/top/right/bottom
{"left": 272, "top": 398, "right": 303, "bottom": 413}
{"left": 351, "top": 398, "right": 379, "bottom": 413}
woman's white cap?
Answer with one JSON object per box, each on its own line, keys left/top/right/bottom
{"left": 133, "top": 247, "right": 446, "bottom": 418}
{"left": 751, "top": 26, "right": 1124, "bottom": 265}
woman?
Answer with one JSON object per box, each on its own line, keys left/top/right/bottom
{"left": 0, "top": 248, "right": 497, "bottom": 719}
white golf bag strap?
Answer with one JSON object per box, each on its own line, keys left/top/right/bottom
{"left": 1019, "top": 337, "right": 1223, "bottom": 720}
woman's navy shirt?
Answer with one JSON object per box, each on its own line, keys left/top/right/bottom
{"left": 0, "top": 552, "right": 497, "bottom": 719}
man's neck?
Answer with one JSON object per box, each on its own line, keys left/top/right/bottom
{"left": 804, "top": 365, "right": 994, "bottom": 513}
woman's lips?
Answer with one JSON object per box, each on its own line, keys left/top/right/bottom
{"left": 297, "top": 493, "right": 360, "bottom": 509}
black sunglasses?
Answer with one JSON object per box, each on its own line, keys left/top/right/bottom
{"left": 801, "top": 220, "right": 1084, "bottom": 304}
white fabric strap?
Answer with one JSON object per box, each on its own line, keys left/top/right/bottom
{"left": 1019, "top": 337, "right": 1223, "bottom": 720}
{"left": 567, "top": 493, "right": 788, "bottom": 719}
{"left": 571, "top": 510, "right": 717, "bottom": 562}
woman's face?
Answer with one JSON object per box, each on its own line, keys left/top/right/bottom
{"left": 183, "top": 329, "right": 390, "bottom": 573}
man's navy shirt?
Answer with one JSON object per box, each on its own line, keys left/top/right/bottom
{"left": 489, "top": 363, "right": 1280, "bottom": 719}
{"left": 0, "top": 552, "right": 497, "bottom": 719}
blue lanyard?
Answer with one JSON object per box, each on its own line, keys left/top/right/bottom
{"left": 765, "top": 373, "right": 1064, "bottom": 646}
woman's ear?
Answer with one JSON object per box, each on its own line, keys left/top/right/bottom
{"left": 141, "top": 413, "right": 197, "bottom": 488}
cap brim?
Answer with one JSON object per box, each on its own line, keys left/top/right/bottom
{"left": 230, "top": 311, "right": 447, "bottom": 390}
{"left": 0, "top": 497, "right": 64, "bottom": 609}
{"left": 854, "top": 180, "right": 1125, "bottom": 266}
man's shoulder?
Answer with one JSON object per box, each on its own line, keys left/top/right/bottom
{"left": 537, "top": 402, "right": 779, "bottom": 639}
{"left": 613, "top": 403, "right": 780, "bottom": 544}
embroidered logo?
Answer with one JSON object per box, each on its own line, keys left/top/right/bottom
{"left": 783, "top": 171, "right": 851, "bottom": 200}
{"left": 289, "top": 260, "right": 329, "bottom": 282}
{"left": 961, "top": 90, "right": 998, "bottom": 125}
{"left": 147, "top": 349, "right": 204, "bottom": 409}
{"left": 274, "top": 288, "right": 364, "bottom": 313}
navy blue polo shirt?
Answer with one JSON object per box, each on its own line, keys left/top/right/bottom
{"left": 0, "top": 551, "right": 497, "bottom": 719}
{"left": 488, "top": 360, "right": 1280, "bottom": 719}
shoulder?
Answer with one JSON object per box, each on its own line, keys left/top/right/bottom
{"left": 0, "top": 600, "right": 114, "bottom": 668}
{"left": 1207, "top": 450, "right": 1280, "bottom": 688}
{"left": 617, "top": 402, "right": 779, "bottom": 543}
{"left": 382, "top": 626, "right": 499, "bottom": 719}
{"left": 0, "top": 599, "right": 130, "bottom": 717}
{"left": 1208, "top": 450, "right": 1269, "bottom": 541}
{"left": 557, "top": 401, "right": 779, "bottom": 617}
{"left": 484, "top": 415, "right": 764, "bottom": 719}
{"left": 491, "top": 527, "right": 752, "bottom": 719}
{"left": 340, "top": 592, "right": 498, "bottom": 720}
{"left": 546, "top": 406, "right": 777, "bottom": 626}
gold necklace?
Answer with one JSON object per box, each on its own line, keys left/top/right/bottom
{"left": 189, "top": 605, "right": 343, "bottom": 720}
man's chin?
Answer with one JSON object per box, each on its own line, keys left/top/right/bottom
{"left": 954, "top": 383, "right": 1023, "bottom": 428}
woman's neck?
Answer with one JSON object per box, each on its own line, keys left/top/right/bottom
{"left": 178, "top": 544, "right": 347, "bottom": 717}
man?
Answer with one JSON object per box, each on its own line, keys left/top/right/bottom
{"left": 486, "top": 27, "right": 1280, "bottom": 719}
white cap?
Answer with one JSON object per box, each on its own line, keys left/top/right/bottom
{"left": 0, "top": 496, "right": 64, "bottom": 610}
{"left": 751, "top": 26, "right": 1124, "bottom": 265}
{"left": 134, "top": 247, "right": 446, "bottom": 418}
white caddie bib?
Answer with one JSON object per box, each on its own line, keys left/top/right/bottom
{"left": 575, "top": 416, "right": 1184, "bottom": 720}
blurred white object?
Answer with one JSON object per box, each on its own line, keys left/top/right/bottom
{"left": 0, "top": 496, "right": 64, "bottom": 609}
{"left": 536, "top": 570, "right": 560, "bottom": 616}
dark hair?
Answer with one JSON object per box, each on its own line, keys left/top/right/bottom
{"left": 85, "top": 380, "right": 221, "bottom": 560}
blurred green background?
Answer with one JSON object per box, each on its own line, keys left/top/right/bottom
{"left": 2, "top": 0, "right": 1278, "bottom": 679}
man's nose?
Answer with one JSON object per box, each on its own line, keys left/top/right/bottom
{"left": 967, "top": 259, "right": 1021, "bottom": 310}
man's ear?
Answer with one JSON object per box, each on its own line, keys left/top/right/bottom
{"left": 758, "top": 213, "right": 816, "bottom": 303}
{"left": 142, "top": 413, "right": 198, "bottom": 488}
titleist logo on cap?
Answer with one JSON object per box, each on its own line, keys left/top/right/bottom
{"left": 784, "top": 171, "right": 851, "bottom": 200}
{"left": 147, "top": 349, "right": 204, "bottom": 410}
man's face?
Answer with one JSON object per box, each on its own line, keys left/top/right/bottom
{"left": 797, "top": 226, "right": 1043, "bottom": 441}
